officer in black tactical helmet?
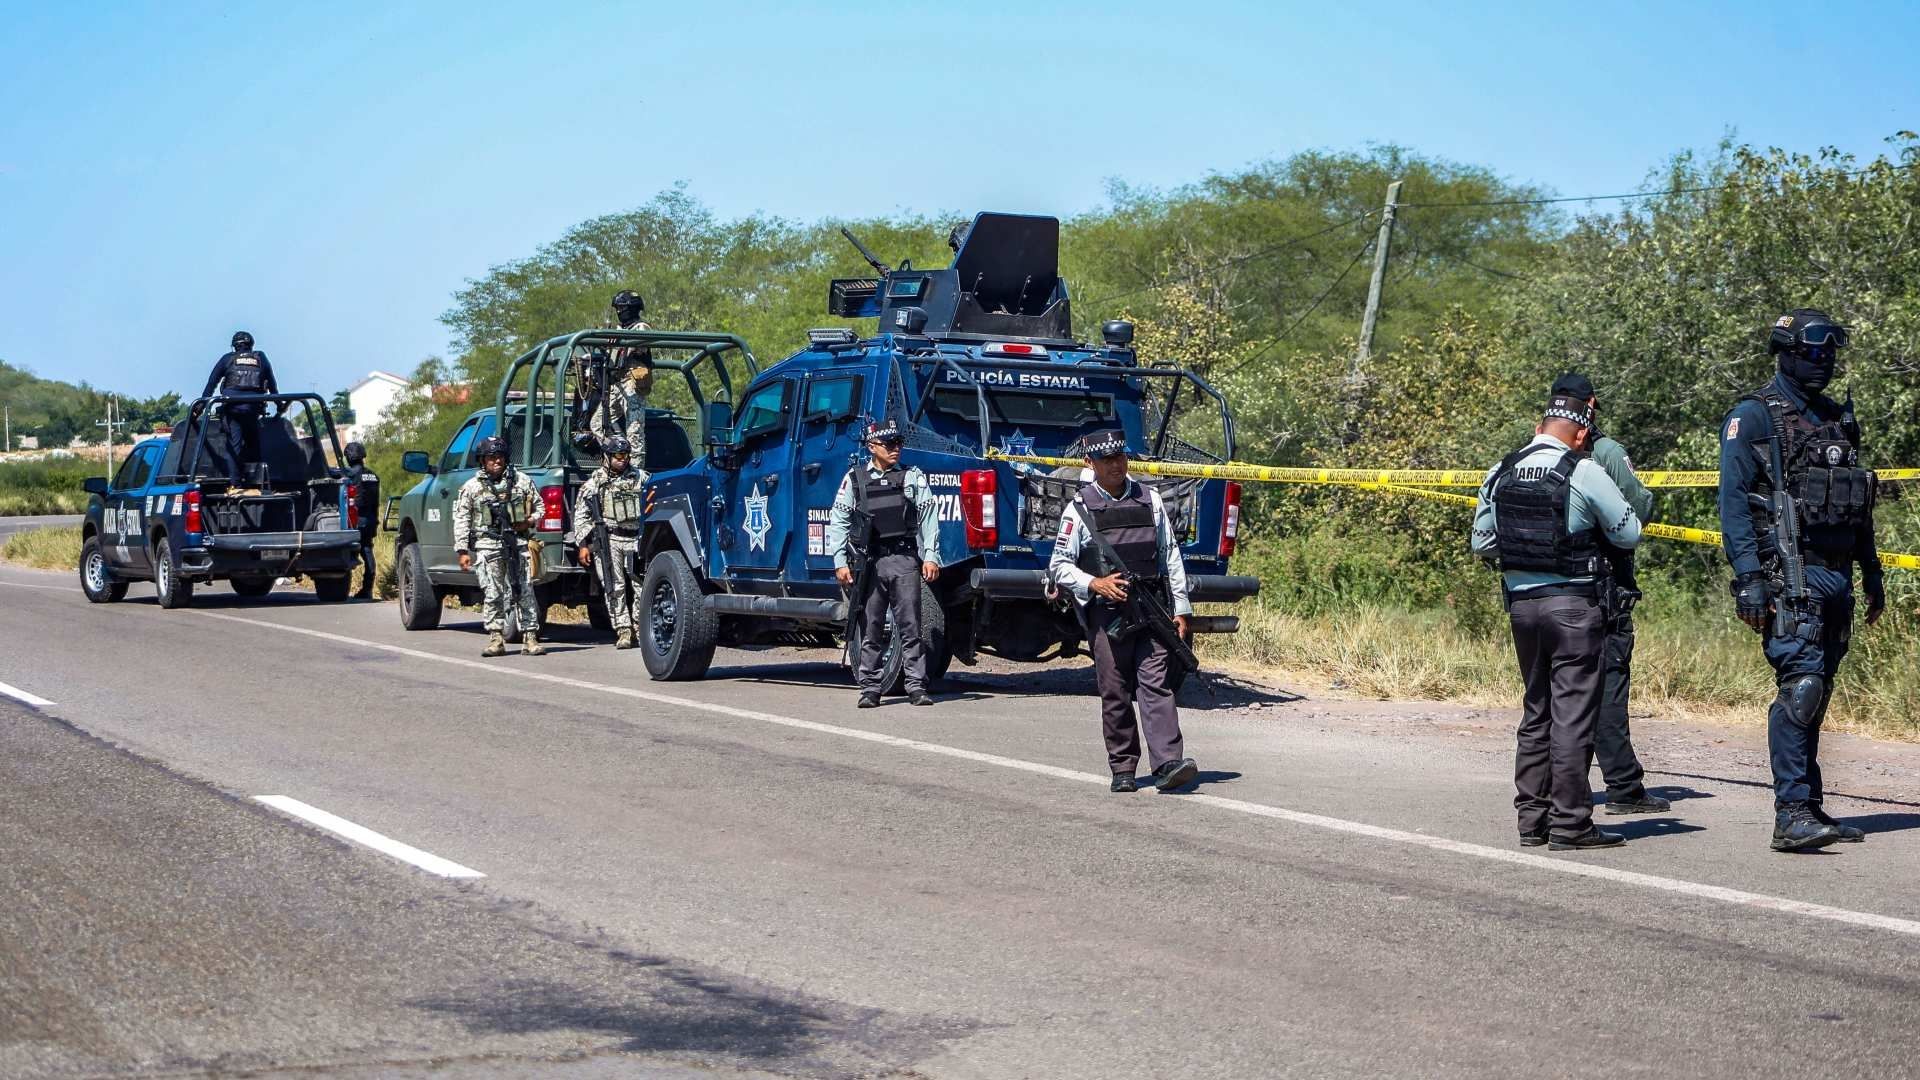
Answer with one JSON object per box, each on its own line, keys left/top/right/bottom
{"left": 1719, "top": 308, "right": 1883, "bottom": 851}
{"left": 343, "top": 441, "right": 381, "bottom": 599}
{"left": 202, "top": 330, "right": 279, "bottom": 487}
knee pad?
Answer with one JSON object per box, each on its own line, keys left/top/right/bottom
{"left": 1777, "top": 674, "right": 1827, "bottom": 728}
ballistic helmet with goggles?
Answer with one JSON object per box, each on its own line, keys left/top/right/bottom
{"left": 1768, "top": 309, "right": 1850, "bottom": 361}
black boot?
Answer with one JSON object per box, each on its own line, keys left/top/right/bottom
{"left": 1772, "top": 804, "right": 1841, "bottom": 852}
{"left": 1110, "top": 774, "right": 1138, "bottom": 793}
{"left": 857, "top": 693, "right": 881, "bottom": 709}
{"left": 1548, "top": 827, "right": 1625, "bottom": 851}
{"left": 1603, "top": 793, "right": 1671, "bottom": 815}
{"left": 1809, "top": 805, "right": 1865, "bottom": 842}
{"left": 1152, "top": 758, "right": 1198, "bottom": 792}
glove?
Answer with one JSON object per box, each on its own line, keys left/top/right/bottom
{"left": 1731, "top": 572, "right": 1771, "bottom": 632}
{"left": 1865, "top": 575, "right": 1886, "bottom": 626}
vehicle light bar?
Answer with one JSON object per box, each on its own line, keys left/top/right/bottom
{"left": 807, "top": 328, "right": 858, "bottom": 347}
{"left": 984, "top": 343, "right": 1049, "bottom": 358}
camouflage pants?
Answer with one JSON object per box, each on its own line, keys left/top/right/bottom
{"left": 589, "top": 380, "right": 649, "bottom": 460}
{"left": 596, "top": 535, "right": 641, "bottom": 632}
{"left": 476, "top": 542, "right": 540, "bottom": 633}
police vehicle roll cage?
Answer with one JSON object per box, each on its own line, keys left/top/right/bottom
{"left": 174, "top": 391, "right": 350, "bottom": 484}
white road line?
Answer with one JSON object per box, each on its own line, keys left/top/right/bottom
{"left": 254, "top": 795, "right": 485, "bottom": 879}
{"left": 199, "top": 610, "right": 1920, "bottom": 939}
{"left": 0, "top": 679, "right": 56, "bottom": 707}
{"left": 0, "top": 580, "right": 76, "bottom": 591}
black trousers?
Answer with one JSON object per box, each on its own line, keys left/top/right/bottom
{"left": 224, "top": 403, "right": 263, "bottom": 484}
{"left": 856, "top": 552, "right": 927, "bottom": 694}
{"left": 1594, "top": 614, "right": 1648, "bottom": 801}
{"left": 356, "top": 528, "right": 377, "bottom": 594}
{"left": 1088, "top": 600, "right": 1183, "bottom": 775}
{"left": 1509, "top": 592, "right": 1605, "bottom": 835}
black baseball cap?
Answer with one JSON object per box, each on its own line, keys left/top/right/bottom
{"left": 1550, "top": 372, "right": 1595, "bottom": 401}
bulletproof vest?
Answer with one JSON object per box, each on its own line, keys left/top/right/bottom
{"left": 598, "top": 472, "right": 643, "bottom": 528}
{"left": 353, "top": 470, "right": 380, "bottom": 528}
{"left": 860, "top": 468, "right": 911, "bottom": 543}
{"left": 225, "top": 353, "right": 266, "bottom": 393}
{"left": 1491, "top": 447, "right": 1601, "bottom": 577}
{"left": 1077, "top": 481, "right": 1161, "bottom": 578}
{"left": 1747, "top": 386, "right": 1874, "bottom": 531}
{"left": 475, "top": 473, "right": 531, "bottom": 540}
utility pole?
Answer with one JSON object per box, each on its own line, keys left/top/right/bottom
{"left": 95, "top": 397, "right": 126, "bottom": 474}
{"left": 3, "top": 404, "right": 9, "bottom": 454}
{"left": 1352, "top": 178, "right": 1403, "bottom": 378}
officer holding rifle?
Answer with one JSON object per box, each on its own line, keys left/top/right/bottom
{"left": 1719, "top": 309, "right": 1883, "bottom": 851}
{"left": 1048, "top": 430, "right": 1200, "bottom": 794}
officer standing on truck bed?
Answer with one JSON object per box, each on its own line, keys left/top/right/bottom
{"left": 1048, "top": 430, "right": 1199, "bottom": 794}
{"left": 578, "top": 289, "right": 653, "bottom": 460}
{"left": 572, "top": 435, "right": 646, "bottom": 650}
{"left": 454, "top": 435, "right": 545, "bottom": 658}
{"left": 826, "top": 419, "right": 939, "bottom": 708}
{"left": 343, "top": 441, "right": 380, "bottom": 600}
{"left": 201, "top": 330, "right": 278, "bottom": 487}
{"left": 1548, "top": 373, "right": 1669, "bottom": 817}
{"left": 1472, "top": 390, "right": 1642, "bottom": 850}
{"left": 1719, "top": 309, "right": 1883, "bottom": 852}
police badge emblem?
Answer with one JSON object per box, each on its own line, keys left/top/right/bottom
{"left": 743, "top": 484, "right": 772, "bottom": 551}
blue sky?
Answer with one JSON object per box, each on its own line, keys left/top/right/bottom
{"left": 2, "top": 1, "right": 1914, "bottom": 401}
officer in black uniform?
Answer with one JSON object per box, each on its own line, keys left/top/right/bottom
{"left": 1719, "top": 309, "right": 1884, "bottom": 851}
{"left": 1047, "top": 431, "right": 1199, "bottom": 793}
{"left": 201, "top": 331, "right": 279, "bottom": 486}
{"left": 342, "top": 441, "right": 381, "bottom": 599}
{"left": 826, "top": 420, "right": 941, "bottom": 708}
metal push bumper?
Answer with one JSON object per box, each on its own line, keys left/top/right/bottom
{"left": 965, "top": 569, "right": 1260, "bottom": 634}
{"left": 179, "top": 529, "right": 363, "bottom": 577}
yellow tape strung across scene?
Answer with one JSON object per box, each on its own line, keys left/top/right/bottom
{"left": 980, "top": 452, "right": 1920, "bottom": 571}
{"left": 983, "top": 450, "right": 1920, "bottom": 489}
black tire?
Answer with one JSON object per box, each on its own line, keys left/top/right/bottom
{"left": 396, "top": 541, "right": 442, "bottom": 630}
{"left": 79, "top": 536, "right": 128, "bottom": 603}
{"left": 230, "top": 577, "right": 275, "bottom": 598}
{"left": 844, "top": 578, "right": 948, "bottom": 694}
{"left": 153, "top": 536, "right": 194, "bottom": 609}
{"left": 639, "top": 549, "right": 717, "bottom": 680}
{"left": 313, "top": 575, "right": 352, "bottom": 602}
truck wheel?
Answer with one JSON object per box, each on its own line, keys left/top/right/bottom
{"left": 845, "top": 579, "right": 948, "bottom": 694}
{"left": 230, "top": 577, "right": 274, "bottom": 598}
{"left": 79, "top": 537, "right": 128, "bottom": 603}
{"left": 153, "top": 537, "right": 194, "bottom": 609}
{"left": 313, "top": 575, "right": 352, "bottom": 602}
{"left": 396, "top": 542, "right": 442, "bottom": 630}
{"left": 639, "top": 550, "right": 717, "bottom": 680}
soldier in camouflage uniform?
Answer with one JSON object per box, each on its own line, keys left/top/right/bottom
{"left": 582, "top": 289, "right": 653, "bottom": 460}
{"left": 572, "top": 435, "right": 647, "bottom": 649}
{"left": 454, "top": 436, "right": 546, "bottom": 658}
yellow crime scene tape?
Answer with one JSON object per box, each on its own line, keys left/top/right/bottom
{"left": 985, "top": 451, "right": 1920, "bottom": 571}
{"left": 983, "top": 450, "right": 1920, "bottom": 489}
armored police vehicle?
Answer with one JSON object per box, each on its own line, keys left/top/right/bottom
{"left": 390, "top": 212, "right": 1258, "bottom": 683}
{"left": 78, "top": 393, "right": 365, "bottom": 607}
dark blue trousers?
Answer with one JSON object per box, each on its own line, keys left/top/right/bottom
{"left": 1762, "top": 563, "right": 1854, "bottom": 808}
{"left": 225, "top": 402, "right": 263, "bottom": 484}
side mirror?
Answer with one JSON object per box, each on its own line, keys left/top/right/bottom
{"left": 401, "top": 450, "right": 436, "bottom": 475}
{"left": 83, "top": 477, "right": 109, "bottom": 496}
{"left": 702, "top": 403, "right": 735, "bottom": 448}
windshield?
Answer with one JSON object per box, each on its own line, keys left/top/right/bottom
{"left": 928, "top": 385, "right": 1116, "bottom": 429}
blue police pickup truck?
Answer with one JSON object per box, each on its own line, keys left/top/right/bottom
{"left": 78, "top": 393, "right": 365, "bottom": 607}
{"left": 391, "top": 212, "right": 1258, "bottom": 686}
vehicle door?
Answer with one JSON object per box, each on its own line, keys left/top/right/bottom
{"left": 716, "top": 376, "right": 797, "bottom": 579}
{"left": 422, "top": 414, "right": 490, "bottom": 574}
{"left": 793, "top": 370, "right": 867, "bottom": 582}
{"left": 100, "top": 442, "right": 162, "bottom": 576}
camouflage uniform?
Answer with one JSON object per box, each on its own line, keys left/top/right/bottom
{"left": 453, "top": 468, "right": 542, "bottom": 635}
{"left": 587, "top": 317, "right": 652, "bottom": 458}
{"left": 571, "top": 464, "right": 647, "bottom": 634}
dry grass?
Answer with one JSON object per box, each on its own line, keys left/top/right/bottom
{"left": 1, "top": 525, "right": 82, "bottom": 571}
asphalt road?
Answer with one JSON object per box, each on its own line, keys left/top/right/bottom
{"left": 0, "top": 513, "right": 80, "bottom": 540}
{"left": 6, "top": 561, "right": 1920, "bottom": 1078}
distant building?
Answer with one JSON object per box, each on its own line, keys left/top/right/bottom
{"left": 16, "top": 435, "right": 38, "bottom": 450}
{"left": 343, "top": 371, "right": 411, "bottom": 443}
{"left": 431, "top": 383, "right": 474, "bottom": 407}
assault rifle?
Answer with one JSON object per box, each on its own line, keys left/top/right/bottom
{"left": 841, "top": 497, "right": 874, "bottom": 663}
{"left": 1751, "top": 400, "right": 1809, "bottom": 639}
{"left": 583, "top": 483, "right": 616, "bottom": 604}
{"left": 488, "top": 490, "right": 529, "bottom": 615}
{"left": 1070, "top": 504, "right": 1214, "bottom": 697}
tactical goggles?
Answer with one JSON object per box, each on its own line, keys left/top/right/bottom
{"left": 1792, "top": 323, "right": 1850, "bottom": 349}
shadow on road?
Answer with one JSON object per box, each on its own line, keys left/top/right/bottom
{"left": 1649, "top": 770, "right": 1920, "bottom": 810}
{"left": 1603, "top": 818, "right": 1707, "bottom": 842}
{"left": 1838, "top": 812, "right": 1920, "bottom": 834}
{"left": 1157, "top": 769, "right": 1244, "bottom": 794}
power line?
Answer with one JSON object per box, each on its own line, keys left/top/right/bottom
{"left": 1086, "top": 211, "right": 1375, "bottom": 310}
{"left": 1218, "top": 235, "right": 1377, "bottom": 379}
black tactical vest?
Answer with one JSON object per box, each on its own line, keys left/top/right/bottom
{"left": 1078, "top": 481, "right": 1161, "bottom": 578}
{"left": 225, "top": 353, "right": 266, "bottom": 393}
{"left": 1746, "top": 385, "right": 1874, "bottom": 533}
{"left": 1492, "top": 447, "right": 1601, "bottom": 578}
{"left": 857, "top": 468, "right": 911, "bottom": 544}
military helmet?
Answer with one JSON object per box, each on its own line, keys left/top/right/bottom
{"left": 1768, "top": 309, "right": 1849, "bottom": 357}
{"left": 612, "top": 289, "right": 644, "bottom": 312}
{"left": 343, "top": 440, "right": 366, "bottom": 464}
{"left": 599, "top": 435, "right": 631, "bottom": 456}
{"left": 475, "top": 435, "right": 509, "bottom": 461}
{"left": 231, "top": 330, "right": 254, "bottom": 352}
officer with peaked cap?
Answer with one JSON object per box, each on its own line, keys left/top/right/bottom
{"left": 825, "top": 418, "right": 940, "bottom": 707}
{"left": 1048, "top": 430, "right": 1199, "bottom": 793}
